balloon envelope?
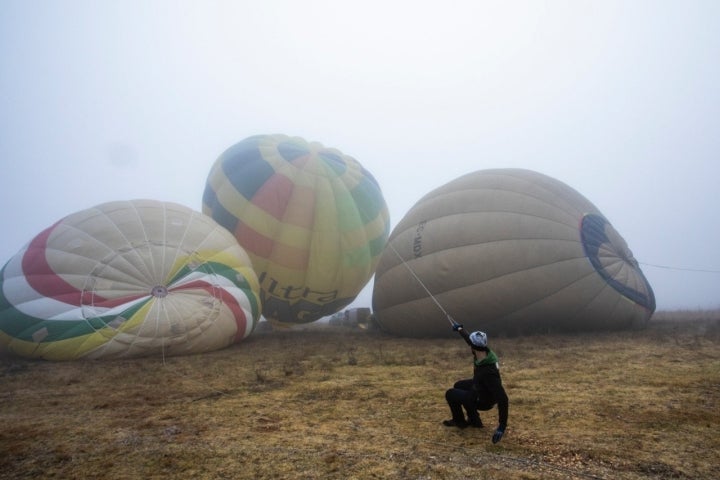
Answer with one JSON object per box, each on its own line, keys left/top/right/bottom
{"left": 203, "top": 134, "right": 390, "bottom": 325}
{"left": 372, "top": 169, "right": 655, "bottom": 337}
{"left": 0, "top": 200, "right": 261, "bottom": 360}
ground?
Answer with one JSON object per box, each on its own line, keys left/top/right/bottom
{"left": 1, "top": 312, "right": 719, "bottom": 479}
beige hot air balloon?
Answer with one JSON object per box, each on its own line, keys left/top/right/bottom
{"left": 372, "top": 169, "right": 655, "bottom": 337}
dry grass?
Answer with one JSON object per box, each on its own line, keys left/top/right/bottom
{"left": 1, "top": 311, "right": 719, "bottom": 479}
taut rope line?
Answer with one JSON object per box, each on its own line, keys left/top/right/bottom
{"left": 387, "top": 242, "right": 458, "bottom": 328}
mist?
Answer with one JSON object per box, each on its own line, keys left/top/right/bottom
{"left": 1, "top": 1, "right": 719, "bottom": 311}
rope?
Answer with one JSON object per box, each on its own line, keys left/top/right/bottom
{"left": 387, "top": 242, "right": 458, "bottom": 327}
{"left": 640, "top": 262, "right": 720, "bottom": 274}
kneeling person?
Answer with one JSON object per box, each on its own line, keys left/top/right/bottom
{"left": 444, "top": 324, "right": 508, "bottom": 444}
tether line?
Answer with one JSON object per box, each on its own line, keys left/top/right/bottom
{"left": 387, "top": 242, "right": 458, "bottom": 327}
{"left": 640, "top": 262, "right": 720, "bottom": 274}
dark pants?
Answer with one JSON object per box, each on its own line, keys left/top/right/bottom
{"left": 445, "top": 379, "right": 495, "bottom": 424}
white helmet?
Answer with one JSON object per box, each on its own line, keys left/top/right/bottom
{"left": 469, "top": 331, "right": 488, "bottom": 349}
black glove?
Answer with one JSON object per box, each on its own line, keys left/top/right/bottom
{"left": 492, "top": 426, "right": 505, "bottom": 444}
{"left": 452, "top": 322, "right": 463, "bottom": 331}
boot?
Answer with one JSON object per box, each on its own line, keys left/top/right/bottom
{"left": 467, "top": 413, "right": 484, "bottom": 428}
{"left": 442, "top": 419, "right": 469, "bottom": 429}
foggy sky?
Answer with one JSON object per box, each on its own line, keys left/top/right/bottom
{"left": 1, "top": 0, "right": 719, "bottom": 312}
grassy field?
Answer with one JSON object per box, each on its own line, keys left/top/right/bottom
{"left": 1, "top": 311, "right": 719, "bottom": 479}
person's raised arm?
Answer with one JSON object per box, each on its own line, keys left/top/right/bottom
{"left": 450, "top": 319, "right": 472, "bottom": 346}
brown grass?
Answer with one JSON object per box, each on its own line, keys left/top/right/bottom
{"left": 1, "top": 311, "right": 719, "bottom": 479}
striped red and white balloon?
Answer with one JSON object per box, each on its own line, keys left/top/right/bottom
{"left": 0, "top": 200, "right": 261, "bottom": 360}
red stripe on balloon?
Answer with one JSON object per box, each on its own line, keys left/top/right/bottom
{"left": 90, "top": 294, "right": 148, "bottom": 309}
{"left": 22, "top": 221, "right": 109, "bottom": 306}
{"left": 236, "top": 223, "right": 275, "bottom": 258}
{"left": 252, "top": 173, "right": 293, "bottom": 219}
{"left": 170, "top": 280, "right": 249, "bottom": 342}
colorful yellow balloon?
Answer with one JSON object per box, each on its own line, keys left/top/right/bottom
{"left": 0, "top": 200, "right": 261, "bottom": 360}
{"left": 203, "top": 134, "right": 390, "bottom": 325}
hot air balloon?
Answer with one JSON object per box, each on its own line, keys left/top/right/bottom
{"left": 372, "top": 169, "right": 655, "bottom": 337}
{"left": 203, "top": 134, "right": 390, "bottom": 325}
{"left": 0, "top": 200, "right": 261, "bottom": 360}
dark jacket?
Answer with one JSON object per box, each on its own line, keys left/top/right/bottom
{"left": 459, "top": 328, "right": 509, "bottom": 428}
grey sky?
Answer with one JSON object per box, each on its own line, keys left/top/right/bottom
{"left": 1, "top": 0, "right": 718, "bottom": 312}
